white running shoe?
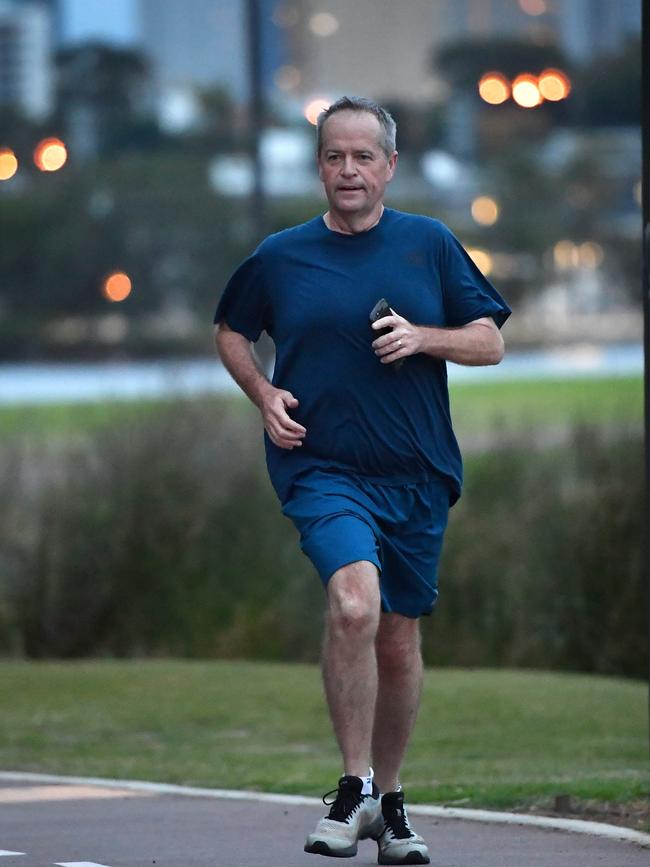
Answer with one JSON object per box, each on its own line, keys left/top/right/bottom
{"left": 376, "top": 790, "right": 430, "bottom": 865}
{"left": 305, "top": 774, "right": 383, "bottom": 858}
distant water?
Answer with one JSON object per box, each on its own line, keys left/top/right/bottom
{"left": 0, "top": 343, "right": 643, "bottom": 406}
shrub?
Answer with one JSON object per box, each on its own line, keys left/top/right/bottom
{"left": 428, "top": 425, "right": 645, "bottom": 677}
{"left": 0, "top": 401, "right": 643, "bottom": 676}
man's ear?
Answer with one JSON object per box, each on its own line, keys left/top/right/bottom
{"left": 386, "top": 150, "right": 398, "bottom": 181}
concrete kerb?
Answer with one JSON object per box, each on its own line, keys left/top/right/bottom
{"left": 1, "top": 770, "right": 649, "bottom": 849}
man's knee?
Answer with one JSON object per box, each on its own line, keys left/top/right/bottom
{"left": 376, "top": 614, "right": 422, "bottom": 674}
{"left": 327, "top": 560, "right": 380, "bottom": 637}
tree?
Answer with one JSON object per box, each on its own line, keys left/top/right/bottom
{"left": 55, "top": 42, "right": 158, "bottom": 157}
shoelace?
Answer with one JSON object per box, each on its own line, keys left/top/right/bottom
{"left": 322, "top": 784, "right": 364, "bottom": 824}
{"left": 384, "top": 803, "right": 413, "bottom": 840}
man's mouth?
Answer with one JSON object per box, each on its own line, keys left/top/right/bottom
{"left": 338, "top": 185, "right": 363, "bottom": 192}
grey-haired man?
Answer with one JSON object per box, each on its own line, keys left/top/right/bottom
{"left": 215, "top": 96, "right": 510, "bottom": 864}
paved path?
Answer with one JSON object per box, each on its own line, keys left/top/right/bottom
{"left": 1, "top": 779, "right": 649, "bottom": 867}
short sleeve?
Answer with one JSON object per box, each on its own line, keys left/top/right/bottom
{"left": 213, "top": 252, "right": 271, "bottom": 342}
{"left": 439, "top": 227, "right": 511, "bottom": 329}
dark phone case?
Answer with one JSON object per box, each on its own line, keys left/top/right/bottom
{"left": 369, "top": 298, "right": 393, "bottom": 336}
{"left": 369, "top": 298, "right": 404, "bottom": 370}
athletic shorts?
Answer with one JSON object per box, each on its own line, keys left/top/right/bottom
{"left": 281, "top": 467, "right": 451, "bottom": 618}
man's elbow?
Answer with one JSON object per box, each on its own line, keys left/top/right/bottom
{"left": 487, "top": 331, "right": 505, "bottom": 365}
{"left": 214, "top": 320, "right": 230, "bottom": 356}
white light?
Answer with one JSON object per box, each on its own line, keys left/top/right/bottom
{"left": 309, "top": 12, "right": 339, "bottom": 37}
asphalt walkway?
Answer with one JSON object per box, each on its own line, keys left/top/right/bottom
{"left": 0, "top": 776, "right": 648, "bottom": 867}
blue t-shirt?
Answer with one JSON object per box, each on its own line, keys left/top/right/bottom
{"left": 214, "top": 208, "right": 511, "bottom": 505}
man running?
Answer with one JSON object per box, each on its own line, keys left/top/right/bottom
{"left": 214, "top": 96, "right": 510, "bottom": 865}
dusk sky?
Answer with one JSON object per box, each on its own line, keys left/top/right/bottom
{"left": 61, "top": 0, "right": 138, "bottom": 45}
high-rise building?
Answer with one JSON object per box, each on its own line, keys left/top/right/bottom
{"left": 138, "top": 0, "right": 247, "bottom": 110}
{"left": 0, "top": 0, "right": 54, "bottom": 120}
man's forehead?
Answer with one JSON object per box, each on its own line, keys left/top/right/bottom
{"left": 321, "top": 110, "right": 383, "bottom": 149}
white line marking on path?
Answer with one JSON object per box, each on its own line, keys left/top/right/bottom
{"left": 0, "top": 852, "right": 25, "bottom": 857}
{"left": 0, "top": 785, "right": 154, "bottom": 804}
{"left": 55, "top": 862, "right": 113, "bottom": 867}
{"left": 0, "top": 783, "right": 150, "bottom": 804}
{"left": 2, "top": 769, "right": 649, "bottom": 849}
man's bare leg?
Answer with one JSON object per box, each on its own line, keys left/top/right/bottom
{"left": 322, "top": 560, "right": 381, "bottom": 778}
{"left": 371, "top": 612, "right": 423, "bottom": 793}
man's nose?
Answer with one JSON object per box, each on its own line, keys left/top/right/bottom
{"left": 341, "top": 156, "right": 357, "bottom": 176}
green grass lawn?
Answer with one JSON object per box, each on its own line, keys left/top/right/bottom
{"left": 0, "top": 661, "right": 646, "bottom": 817}
{"left": 0, "top": 375, "right": 643, "bottom": 440}
{"left": 449, "top": 375, "right": 643, "bottom": 433}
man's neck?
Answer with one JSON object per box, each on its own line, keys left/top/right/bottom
{"left": 324, "top": 206, "right": 384, "bottom": 235}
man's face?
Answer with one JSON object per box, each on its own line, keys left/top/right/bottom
{"left": 317, "top": 110, "right": 397, "bottom": 220}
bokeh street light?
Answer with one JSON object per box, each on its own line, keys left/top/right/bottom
{"left": 538, "top": 68, "right": 571, "bottom": 101}
{"left": 34, "top": 137, "right": 68, "bottom": 172}
{"left": 0, "top": 148, "right": 18, "bottom": 180}
{"left": 478, "top": 73, "right": 511, "bottom": 105}
{"left": 471, "top": 196, "right": 500, "bottom": 226}
{"left": 478, "top": 69, "right": 571, "bottom": 108}
{"left": 102, "top": 271, "right": 133, "bottom": 303}
{"left": 512, "top": 74, "right": 542, "bottom": 108}
{"left": 467, "top": 247, "right": 493, "bottom": 276}
{"left": 552, "top": 240, "right": 604, "bottom": 271}
{"left": 518, "top": 0, "right": 548, "bottom": 14}
{"left": 309, "top": 12, "right": 339, "bottom": 37}
{"left": 304, "top": 97, "right": 330, "bottom": 125}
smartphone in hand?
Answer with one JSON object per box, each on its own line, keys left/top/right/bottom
{"left": 369, "top": 298, "right": 404, "bottom": 370}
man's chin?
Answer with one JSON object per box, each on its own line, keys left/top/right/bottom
{"left": 333, "top": 196, "right": 368, "bottom": 212}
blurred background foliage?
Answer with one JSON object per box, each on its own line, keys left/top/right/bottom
{"left": 0, "top": 395, "right": 643, "bottom": 678}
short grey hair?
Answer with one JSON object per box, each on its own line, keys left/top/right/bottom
{"left": 316, "top": 96, "right": 397, "bottom": 158}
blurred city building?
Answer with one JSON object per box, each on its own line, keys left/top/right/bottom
{"left": 275, "top": 0, "right": 640, "bottom": 107}
{"left": 0, "top": 0, "right": 642, "bottom": 358}
{"left": 138, "top": 0, "right": 244, "bottom": 132}
{"left": 0, "top": 0, "right": 54, "bottom": 120}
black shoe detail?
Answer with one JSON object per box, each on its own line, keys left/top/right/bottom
{"left": 381, "top": 791, "right": 414, "bottom": 840}
{"left": 321, "top": 775, "right": 368, "bottom": 824}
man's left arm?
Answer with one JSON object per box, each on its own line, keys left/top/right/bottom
{"left": 372, "top": 314, "right": 504, "bottom": 367}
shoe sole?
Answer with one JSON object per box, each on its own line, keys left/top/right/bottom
{"left": 304, "top": 840, "right": 357, "bottom": 857}
{"left": 377, "top": 848, "right": 430, "bottom": 865}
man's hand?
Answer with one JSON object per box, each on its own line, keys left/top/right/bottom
{"left": 371, "top": 311, "right": 423, "bottom": 364}
{"left": 260, "top": 387, "right": 306, "bottom": 450}
{"left": 371, "top": 313, "right": 504, "bottom": 366}
{"left": 215, "top": 323, "right": 307, "bottom": 447}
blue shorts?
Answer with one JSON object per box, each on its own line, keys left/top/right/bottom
{"left": 281, "top": 468, "right": 450, "bottom": 618}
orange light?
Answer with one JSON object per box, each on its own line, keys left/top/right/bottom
{"left": 538, "top": 68, "right": 571, "bottom": 101}
{"left": 519, "top": 0, "right": 547, "bottom": 14}
{"left": 478, "top": 72, "right": 511, "bottom": 105}
{"left": 102, "top": 272, "right": 132, "bottom": 303}
{"left": 512, "top": 74, "right": 542, "bottom": 108}
{"left": 34, "top": 137, "right": 68, "bottom": 172}
{"left": 471, "top": 196, "right": 500, "bottom": 226}
{"left": 467, "top": 248, "right": 493, "bottom": 276}
{"left": 0, "top": 148, "right": 18, "bottom": 180}
{"left": 304, "top": 97, "right": 331, "bottom": 125}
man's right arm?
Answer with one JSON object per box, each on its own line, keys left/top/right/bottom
{"left": 214, "top": 322, "right": 306, "bottom": 450}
